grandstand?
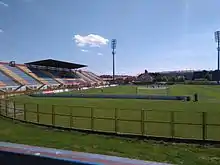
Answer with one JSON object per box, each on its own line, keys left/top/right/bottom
{"left": 0, "top": 59, "right": 104, "bottom": 92}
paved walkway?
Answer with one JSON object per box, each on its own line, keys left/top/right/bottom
{"left": 0, "top": 142, "right": 173, "bottom": 165}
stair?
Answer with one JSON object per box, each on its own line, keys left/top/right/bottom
{"left": 81, "top": 71, "right": 99, "bottom": 83}
{"left": 89, "top": 71, "right": 102, "bottom": 81}
{"left": 16, "top": 65, "right": 47, "bottom": 85}
{"left": 71, "top": 71, "right": 87, "bottom": 83}
{"left": 86, "top": 71, "right": 102, "bottom": 83}
{"left": 76, "top": 71, "right": 94, "bottom": 84}
{"left": 41, "top": 70, "right": 63, "bottom": 84}
{"left": 0, "top": 64, "right": 27, "bottom": 85}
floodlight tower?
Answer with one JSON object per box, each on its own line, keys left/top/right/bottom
{"left": 215, "top": 31, "right": 220, "bottom": 84}
{"left": 111, "top": 39, "right": 117, "bottom": 82}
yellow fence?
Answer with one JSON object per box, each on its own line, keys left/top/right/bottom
{"left": 1, "top": 99, "right": 220, "bottom": 142}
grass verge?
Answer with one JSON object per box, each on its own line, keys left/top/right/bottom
{"left": 0, "top": 117, "right": 220, "bottom": 165}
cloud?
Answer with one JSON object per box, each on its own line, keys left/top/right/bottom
{"left": 0, "top": 1, "right": 8, "bottom": 7}
{"left": 97, "top": 52, "right": 103, "bottom": 56}
{"left": 81, "top": 49, "right": 89, "bottom": 52}
{"left": 73, "top": 34, "right": 109, "bottom": 47}
{"left": 0, "top": 29, "right": 3, "bottom": 33}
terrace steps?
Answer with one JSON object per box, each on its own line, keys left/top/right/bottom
{"left": 72, "top": 71, "right": 86, "bottom": 83}
{"left": 80, "top": 71, "right": 98, "bottom": 83}
{"left": 41, "top": 70, "right": 63, "bottom": 84}
{"left": 85, "top": 71, "right": 102, "bottom": 83}
{"left": 87, "top": 71, "right": 102, "bottom": 81}
{"left": 0, "top": 70, "right": 18, "bottom": 87}
{"left": 0, "top": 64, "right": 27, "bottom": 85}
{"left": 76, "top": 71, "right": 94, "bottom": 84}
{"left": 16, "top": 65, "right": 48, "bottom": 85}
{"left": 82, "top": 71, "right": 99, "bottom": 83}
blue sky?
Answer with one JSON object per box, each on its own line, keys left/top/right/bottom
{"left": 0, "top": 0, "right": 220, "bottom": 75}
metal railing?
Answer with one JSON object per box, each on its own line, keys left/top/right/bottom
{"left": 1, "top": 99, "right": 220, "bottom": 142}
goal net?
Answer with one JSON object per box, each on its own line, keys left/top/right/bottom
{"left": 136, "top": 85, "right": 169, "bottom": 95}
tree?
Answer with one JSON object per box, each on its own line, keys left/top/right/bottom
{"left": 205, "top": 73, "right": 212, "bottom": 81}
{"left": 161, "top": 76, "right": 168, "bottom": 82}
{"left": 176, "top": 76, "right": 185, "bottom": 82}
{"left": 154, "top": 73, "right": 162, "bottom": 82}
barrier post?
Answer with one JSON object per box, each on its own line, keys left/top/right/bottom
{"left": 202, "top": 112, "right": 207, "bottom": 140}
{"left": 170, "top": 111, "right": 175, "bottom": 138}
{"left": 141, "top": 109, "right": 145, "bottom": 136}
{"left": 69, "top": 106, "right": 73, "bottom": 128}
{"left": 5, "top": 100, "right": 7, "bottom": 116}
{"left": 36, "top": 104, "right": 39, "bottom": 123}
{"left": 115, "top": 108, "right": 118, "bottom": 133}
{"left": 0, "top": 99, "right": 2, "bottom": 115}
{"left": 24, "top": 103, "right": 26, "bottom": 121}
{"left": 13, "top": 101, "right": 16, "bottom": 119}
{"left": 52, "top": 105, "right": 55, "bottom": 126}
{"left": 91, "top": 107, "right": 94, "bottom": 130}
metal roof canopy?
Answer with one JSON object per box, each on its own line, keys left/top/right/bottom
{"left": 25, "top": 59, "right": 87, "bottom": 69}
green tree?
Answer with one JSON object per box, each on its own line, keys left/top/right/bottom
{"left": 205, "top": 73, "right": 212, "bottom": 81}
{"left": 161, "top": 76, "right": 168, "bottom": 82}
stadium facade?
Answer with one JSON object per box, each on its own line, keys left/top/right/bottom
{"left": 0, "top": 59, "right": 105, "bottom": 92}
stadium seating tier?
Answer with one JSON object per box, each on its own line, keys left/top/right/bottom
{"left": 16, "top": 65, "right": 48, "bottom": 85}
{"left": 0, "top": 62, "right": 103, "bottom": 88}
{"left": 0, "top": 71, "right": 18, "bottom": 86}
{"left": 28, "top": 68, "right": 60, "bottom": 85}
{"left": 2, "top": 64, "right": 41, "bottom": 85}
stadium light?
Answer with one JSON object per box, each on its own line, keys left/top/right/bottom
{"left": 111, "top": 39, "right": 117, "bottom": 82}
{"left": 215, "top": 31, "right": 220, "bottom": 84}
{"left": 215, "top": 31, "right": 220, "bottom": 43}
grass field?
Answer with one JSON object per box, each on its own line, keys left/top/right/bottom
{"left": 1, "top": 84, "right": 220, "bottom": 165}
{"left": 1, "top": 85, "right": 220, "bottom": 140}
{"left": 1, "top": 117, "right": 220, "bottom": 165}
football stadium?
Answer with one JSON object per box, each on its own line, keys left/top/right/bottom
{"left": 1, "top": 59, "right": 220, "bottom": 164}
{"left": 2, "top": 0, "right": 220, "bottom": 164}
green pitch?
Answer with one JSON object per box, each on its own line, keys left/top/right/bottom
{"left": 1, "top": 118, "right": 220, "bottom": 165}
{"left": 3, "top": 85, "right": 220, "bottom": 140}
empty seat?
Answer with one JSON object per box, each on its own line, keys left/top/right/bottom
{"left": 0, "top": 71, "right": 18, "bottom": 86}
{"left": 3, "top": 64, "right": 41, "bottom": 85}
{"left": 0, "top": 81, "right": 6, "bottom": 87}
{"left": 48, "top": 70, "right": 79, "bottom": 79}
{"left": 85, "top": 71, "right": 102, "bottom": 82}
{"left": 29, "top": 68, "right": 59, "bottom": 85}
{"left": 81, "top": 71, "right": 98, "bottom": 83}
{"left": 17, "top": 65, "right": 47, "bottom": 85}
{"left": 62, "top": 79, "right": 82, "bottom": 85}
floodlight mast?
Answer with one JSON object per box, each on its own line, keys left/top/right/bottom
{"left": 215, "top": 31, "right": 220, "bottom": 84}
{"left": 111, "top": 39, "right": 117, "bottom": 82}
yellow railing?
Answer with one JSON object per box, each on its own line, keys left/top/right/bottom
{"left": 1, "top": 99, "right": 220, "bottom": 142}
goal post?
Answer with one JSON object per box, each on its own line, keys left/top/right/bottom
{"left": 136, "top": 85, "right": 169, "bottom": 95}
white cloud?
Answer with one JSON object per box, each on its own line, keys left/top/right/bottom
{"left": 0, "top": 29, "right": 3, "bottom": 33}
{"left": 97, "top": 52, "right": 103, "bottom": 56}
{"left": 0, "top": 1, "right": 8, "bottom": 7}
{"left": 73, "top": 34, "right": 109, "bottom": 47}
{"left": 81, "top": 49, "right": 89, "bottom": 52}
